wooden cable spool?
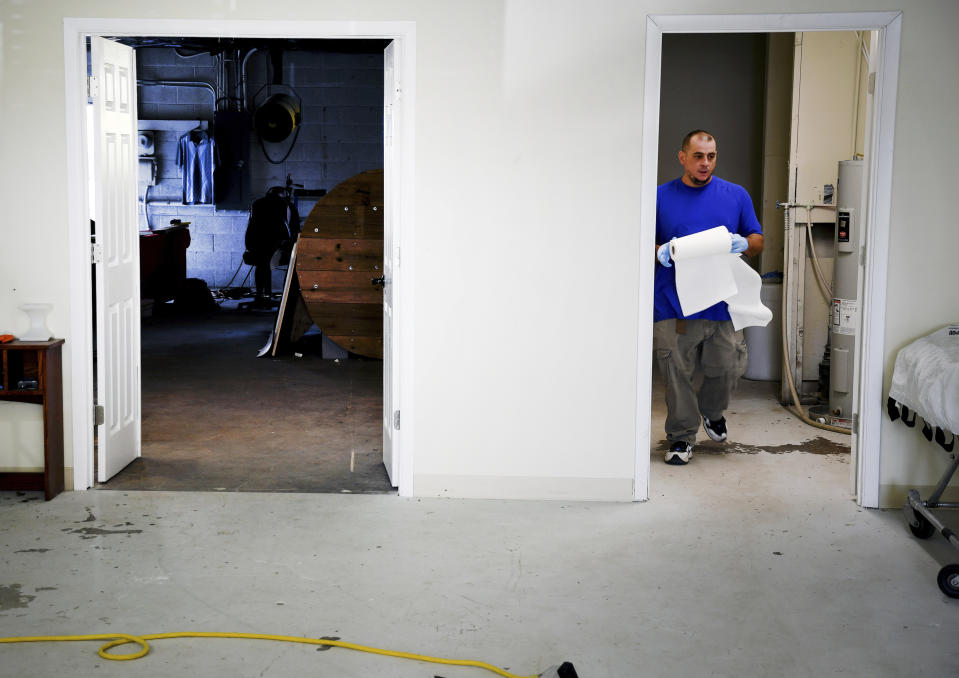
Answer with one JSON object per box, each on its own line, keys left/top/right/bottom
{"left": 296, "top": 169, "right": 383, "bottom": 359}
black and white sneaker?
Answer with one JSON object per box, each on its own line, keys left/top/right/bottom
{"left": 702, "top": 415, "right": 727, "bottom": 442}
{"left": 664, "top": 441, "right": 692, "bottom": 465}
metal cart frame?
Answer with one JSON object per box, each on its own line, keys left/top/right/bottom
{"left": 902, "top": 424, "right": 959, "bottom": 597}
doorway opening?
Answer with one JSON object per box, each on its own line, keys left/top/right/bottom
{"left": 92, "top": 37, "right": 393, "bottom": 494}
{"left": 636, "top": 13, "right": 902, "bottom": 506}
{"left": 64, "top": 20, "right": 416, "bottom": 496}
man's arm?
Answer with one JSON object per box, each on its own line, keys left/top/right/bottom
{"left": 745, "top": 233, "right": 764, "bottom": 257}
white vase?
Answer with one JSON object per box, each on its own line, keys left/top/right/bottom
{"left": 19, "top": 303, "right": 53, "bottom": 341}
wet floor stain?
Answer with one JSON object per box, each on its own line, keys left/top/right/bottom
{"left": 656, "top": 436, "right": 849, "bottom": 456}
{"left": 69, "top": 526, "right": 143, "bottom": 539}
{"left": 14, "top": 548, "right": 51, "bottom": 553}
{"left": 0, "top": 584, "right": 36, "bottom": 611}
{"left": 729, "top": 437, "right": 850, "bottom": 455}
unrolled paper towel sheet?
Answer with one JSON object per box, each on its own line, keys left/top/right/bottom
{"left": 669, "top": 225, "right": 772, "bottom": 330}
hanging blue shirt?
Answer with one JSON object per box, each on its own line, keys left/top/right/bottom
{"left": 655, "top": 176, "right": 762, "bottom": 322}
{"left": 176, "top": 130, "right": 216, "bottom": 205}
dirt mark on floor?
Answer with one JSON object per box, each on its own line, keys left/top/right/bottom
{"left": 70, "top": 526, "right": 143, "bottom": 539}
{"left": 0, "top": 584, "right": 35, "bottom": 611}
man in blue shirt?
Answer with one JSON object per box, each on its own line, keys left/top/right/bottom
{"left": 655, "top": 130, "right": 764, "bottom": 465}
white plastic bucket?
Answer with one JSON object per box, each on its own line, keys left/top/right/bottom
{"left": 743, "top": 279, "right": 782, "bottom": 381}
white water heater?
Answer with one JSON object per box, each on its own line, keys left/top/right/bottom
{"left": 828, "top": 159, "right": 864, "bottom": 428}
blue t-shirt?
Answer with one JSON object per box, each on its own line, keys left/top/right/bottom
{"left": 655, "top": 176, "right": 762, "bottom": 322}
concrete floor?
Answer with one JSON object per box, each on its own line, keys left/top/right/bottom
{"left": 4, "top": 323, "right": 958, "bottom": 675}
{"left": 3, "top": 373, "right": 959, "bottom": 676}
{"left": 100, "top": 306, "right": 392, "bottom": 493}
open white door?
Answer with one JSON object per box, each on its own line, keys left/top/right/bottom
{"left": 91, "top": 37, "right": 142, "bottom": 482}
{"left": 381, "top": 40, "right": 400, "bottom": 486}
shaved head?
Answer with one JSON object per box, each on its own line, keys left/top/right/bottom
{"left": 681, "top": 129, "right": 716, "bottom": 152}
{"left": 678, "top": 132, "right": 717, "bottom": 187}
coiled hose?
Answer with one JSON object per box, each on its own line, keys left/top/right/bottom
{"left": 780, "top": 203, "right": 850, "bottom": 435}
{"left": 0, "top": 631, "right": 538, "bottom": 678}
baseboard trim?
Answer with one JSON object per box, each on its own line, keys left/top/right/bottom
{"left": 413, "top": 474, "right": 634, "bottom": 501}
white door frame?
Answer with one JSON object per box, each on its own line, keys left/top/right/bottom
{"left": 635, "top": 11, "right": 901, "bottom": 507}
{"left": 63, "top": 18, "right": 417, "bottom": 496}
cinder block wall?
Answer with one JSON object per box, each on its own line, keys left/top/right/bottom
{"left": 136, "top": 44, "right": 384, "bottom": 291}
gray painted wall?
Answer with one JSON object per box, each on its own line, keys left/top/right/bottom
{"left": 657, "top": 33, "right": 766, "bottom": 209}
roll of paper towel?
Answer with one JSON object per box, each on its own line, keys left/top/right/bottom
{"left": 669, "top": 225, "right": 772, "bottom": 330}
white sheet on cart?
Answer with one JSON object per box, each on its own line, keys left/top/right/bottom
{"left": 888, "top": 324, "right": 959, "bottom": 434}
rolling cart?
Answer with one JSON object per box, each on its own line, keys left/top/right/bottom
{"left": 888, "top": 324, "right": 959, "bottom": 597}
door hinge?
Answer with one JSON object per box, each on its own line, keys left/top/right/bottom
{"left": 91, "top": 242, "right": 103, "bottom": 264}
{"left": 852, "top": 413, "right": 859, "bottom": 434}
{"left": 94, "top": 404, "right": 105, "bottom": 426}
{"left": 88, "top": 75, "right": 99, "bottom": 100}
{"left": 393, "top": 410, "right": 401, "bottom": 431}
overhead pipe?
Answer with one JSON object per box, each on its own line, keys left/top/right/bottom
{"left": 241, "top": 47, "right": 260, "bottom": 112}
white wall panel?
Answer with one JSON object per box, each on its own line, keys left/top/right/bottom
{"left": 0, "top": 0, "right": 955, "bottom": 503}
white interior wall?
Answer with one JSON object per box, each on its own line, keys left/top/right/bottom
{"left": 792, "top": 32, "right": 863, "bottom": 206}
{"left": 0, "top": 0, "right": 956, "bottom": 504}
{"left": 876, "top": 3, "right": 959, "bottom": 505}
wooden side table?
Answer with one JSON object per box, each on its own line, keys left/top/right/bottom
{"left": 0, "top": 339, "right": 65, "bottom": 500}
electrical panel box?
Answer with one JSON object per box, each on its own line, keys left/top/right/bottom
{"left": 213, "top": 110, "right": 252, "bottom": 210}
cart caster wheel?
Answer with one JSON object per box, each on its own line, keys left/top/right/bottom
{"left": 909, "top": 510, "right": 936, "bottom": 539}
{"left": 937, "top": 564, "right": 959, "bottom": 599}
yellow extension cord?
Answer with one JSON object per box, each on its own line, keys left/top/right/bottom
{"left": 0, "top": 631, "right": 538, "bottom": 678}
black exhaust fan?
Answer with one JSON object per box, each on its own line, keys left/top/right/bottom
{"left": 254, "top": 92, "right": 301, "bottom": 143}
{"left": 253, "top": 49, "right": 302, "bottom": 143}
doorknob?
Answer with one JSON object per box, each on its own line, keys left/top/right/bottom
{"left": 371, "top": 276, "right": 386, "bottom": 287}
